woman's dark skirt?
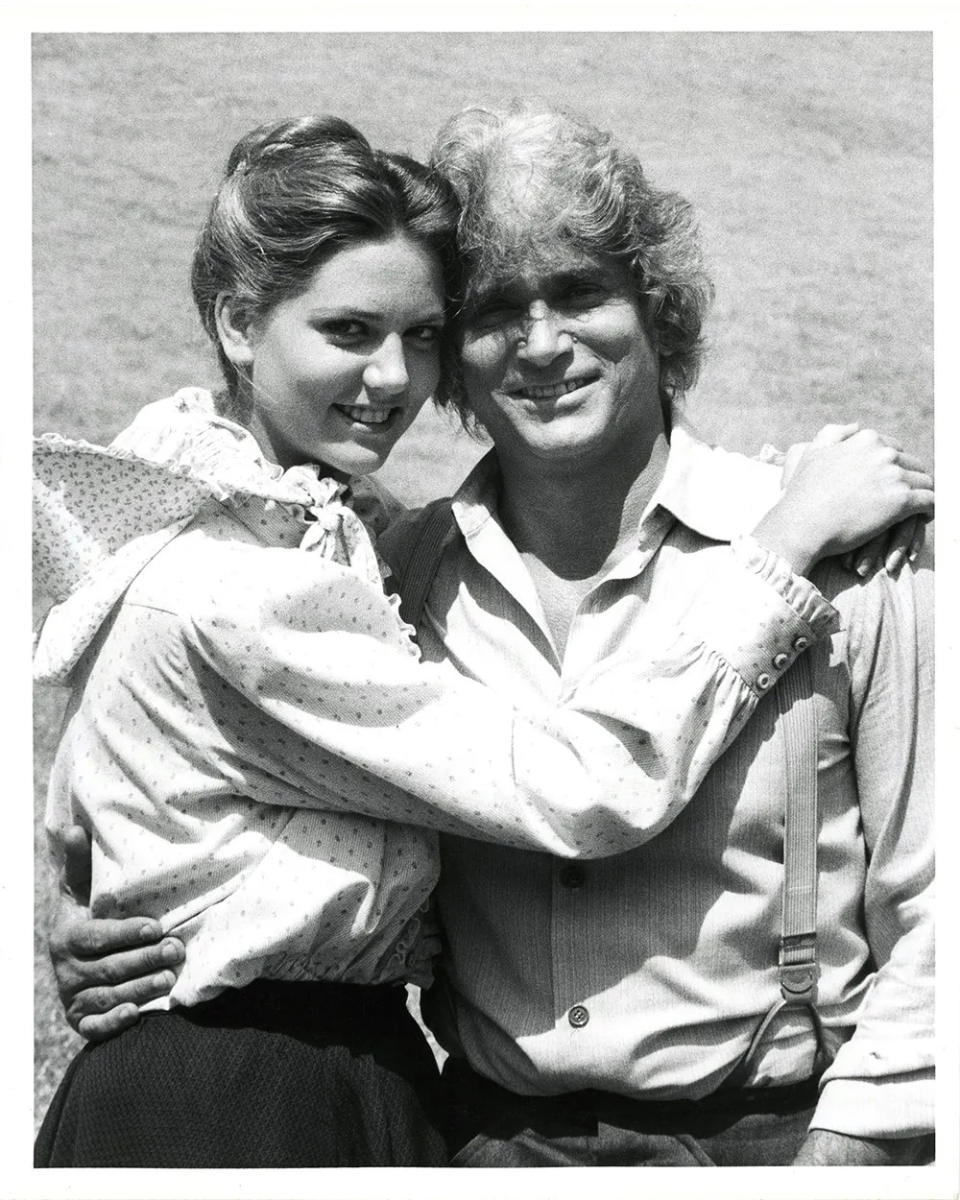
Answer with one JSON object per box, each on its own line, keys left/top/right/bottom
{"left": 35, "top": 978, "right": 448, "bottom": 1167}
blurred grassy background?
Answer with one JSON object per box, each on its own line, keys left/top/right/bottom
{"left": 33, "top": 31, "right": 932, "bottom": 1133}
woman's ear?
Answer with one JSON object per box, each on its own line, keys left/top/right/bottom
{"left": 215, "top": 294, "right": 256, "bottom": 368}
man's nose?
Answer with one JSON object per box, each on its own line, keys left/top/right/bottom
{"left": 362, "top": 334, "right": 409, "bottom": 394}
{"left": 516, "top": 301, "right": 574, "bottom": 366}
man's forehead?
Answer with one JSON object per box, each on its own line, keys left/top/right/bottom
{"left": 467, "top": 248, "right": 624, "bottom": 301}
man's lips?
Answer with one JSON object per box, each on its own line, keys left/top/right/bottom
{"left": 508, "top": 375, "right": 598, "bottom": 401}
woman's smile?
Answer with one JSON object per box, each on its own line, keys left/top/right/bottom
{"left": 225, "top": 234, "right": 446, "bottom": 477}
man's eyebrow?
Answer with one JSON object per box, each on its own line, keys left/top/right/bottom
{"left": 475, "top": 265, "right": 611, "bottom": 298}
{"left": 306, "top": 305, "right": 446, "bottom": 323}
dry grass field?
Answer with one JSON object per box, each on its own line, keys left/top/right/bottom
{"left": 32, "top": 31, "right": 932, "bottom": 1135}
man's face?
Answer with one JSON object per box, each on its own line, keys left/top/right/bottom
{"left": 458, "top": 249, "right": 663, "bottom": 472}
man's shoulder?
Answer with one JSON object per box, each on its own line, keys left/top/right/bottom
{"left": 810, "top": 545, "right": 933, "bottom": 665}
{"left": 377, "top": 497, "right": 456, "bottom": 578}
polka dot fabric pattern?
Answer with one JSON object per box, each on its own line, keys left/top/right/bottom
{"left": 33, "top": 390, "right": 397, "bottom": 683}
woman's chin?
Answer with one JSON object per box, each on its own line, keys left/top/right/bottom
{"left": 317, "top": 442, "right": 393, "bottom": 481}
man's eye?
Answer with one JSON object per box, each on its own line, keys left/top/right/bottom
{"left": 468, "top": 300, "right": 520, "bottom": 329}
{"left": 556, "top": 283, "right": 607, "bottom": 311}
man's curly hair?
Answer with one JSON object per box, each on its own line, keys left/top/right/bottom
{"left": 430, "top": 102, "right": 714, "bottom": 426}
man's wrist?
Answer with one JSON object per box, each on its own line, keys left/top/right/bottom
{"left": 793, "top": 1129, "right": 932, "bottom": 1166}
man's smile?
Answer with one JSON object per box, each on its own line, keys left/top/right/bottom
{"left": 509, "top": 375, "right": 599, "bottom": 401}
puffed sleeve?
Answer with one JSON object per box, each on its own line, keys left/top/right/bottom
{"left": 183, "top": 534, "right": 839, "bottom": 858}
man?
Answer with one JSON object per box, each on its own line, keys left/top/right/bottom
{"left": 49, "top": 104, "right": 933, "bottom": 1166}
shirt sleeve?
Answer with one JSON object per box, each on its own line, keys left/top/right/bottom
{"left": 183, "top": 534, "right": 838, "bottom": 858}
{"left": 810, "top": 555, "right": 934, "bottom": 1139}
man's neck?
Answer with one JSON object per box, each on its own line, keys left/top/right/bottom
{"left": 497, "top": 431, "right": 669, "bottom": 580}
{"left": 493, "top": 432, "right": 670, "bottom": 656}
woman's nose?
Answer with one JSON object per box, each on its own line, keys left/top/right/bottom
{"left": 362, "top": 334, "right": 409, "bottom": 394}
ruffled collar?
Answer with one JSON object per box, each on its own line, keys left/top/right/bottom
{"left": 33, "top": 388, "right": 401, "bottom": 684}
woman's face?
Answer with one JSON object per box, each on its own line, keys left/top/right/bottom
{"left": 223, "top": 235, "right": 446, "bottom": 478}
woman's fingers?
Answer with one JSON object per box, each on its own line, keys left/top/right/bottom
{"left": 851, "top": 533, "right": 887, "bottom": 578}
{"left": 810, "top": 422, "right": 861, "bottom": 446}
{"left": 895, "top": 451, "right": 932, "bottom": 476}
{"left": 882, "top": 517, "right": 922, "bottom": 574}
{"left": 847, "top": 515, "right": 931, "bottom": 578}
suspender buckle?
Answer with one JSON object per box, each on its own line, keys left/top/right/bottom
{"left": 778, "top": 933, "right": 819, "bottom": 1005}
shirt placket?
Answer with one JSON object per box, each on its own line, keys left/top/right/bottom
{"left": 549, "top": 512, "right": 674, "bottom": 1050}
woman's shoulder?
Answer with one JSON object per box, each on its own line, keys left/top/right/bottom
{"left": 122, "top": 501, "right": 253, "bottom": 602}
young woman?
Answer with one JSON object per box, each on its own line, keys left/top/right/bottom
{"left": 34, "top": 115, "right": 932, "bottom": 1167}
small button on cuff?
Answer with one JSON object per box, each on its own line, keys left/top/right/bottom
{"left": 559, "top": 865, "right": 585, "bottom": 889}
{"left": 773, "top": 652, "right": 789, "bottom": 670}
{"left": 568, "top": 1004, "right": 590, "bottom": 1028}
{"left": 793, "top": 636, "right": 810, "bottom": 652}
{"left": 756, "top": 673, "right": 771, "bottom": 690}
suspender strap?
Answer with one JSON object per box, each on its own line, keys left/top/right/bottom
{"left": 396, "top": 498, "right": 455, "bottom": 632}
{"left": 726, "top": 649, "right": 833, "bottom": 1087}
{"left": 778, "top": 650, "right": 819, "bottom": 1003}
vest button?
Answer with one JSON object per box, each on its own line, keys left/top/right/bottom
{"left": 568, "top": 1004, "right": 590, "bottom": 1028}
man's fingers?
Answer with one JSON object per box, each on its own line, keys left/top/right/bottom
{"left": 75, "top": 1004, "right": 142, "bottom": 1043}
{"left": 61, "top": 938, "right": 185, "bottom": 989}
{"left": 61, "top": 916, "right": 166, "bottom": 959}
{"left": 67, "top": 970, "right": 178, "bottom": 1021}
{"left": 60, "top": 825, "right": 93, "bottom": 903}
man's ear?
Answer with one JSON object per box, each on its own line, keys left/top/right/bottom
{"left": 214, "top": 294, "right": 256, "bottom": 368}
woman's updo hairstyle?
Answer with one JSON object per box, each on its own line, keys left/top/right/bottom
{"left": 191, "top": 115, "right": 462, "bottom": 412}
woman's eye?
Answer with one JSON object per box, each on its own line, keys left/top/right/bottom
{"left": 406, "top": 325, "right": 442, "bottom": 347}
{"left": 321, "top": 319, "right": 368, "bottom": 342}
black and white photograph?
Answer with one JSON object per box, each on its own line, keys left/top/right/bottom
{"left": 15, "top": 11, "right": 954, "bottom": 1199}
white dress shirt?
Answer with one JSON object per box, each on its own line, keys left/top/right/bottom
{"left": 385, "top": 428, "right": 934, "bottom": 1142}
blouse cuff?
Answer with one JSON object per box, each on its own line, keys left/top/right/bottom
{"left": 679, "top": 535, "right": 840, "bottom": 697}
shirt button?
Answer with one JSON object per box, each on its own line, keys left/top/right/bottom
{"left": 756, "top": 673, "right": 771, "bottom": 690}
{"left": 568, "top": 1004, "right": 590, "bottom": 1028}
{"left": 773, "top": 652, "right": 789, "bottom": 670}
{"left": 558, "top": 865, "right": 585, "bottom": 889}
{"left": 793, "top": 636, "right": 810, "bottom": 652}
